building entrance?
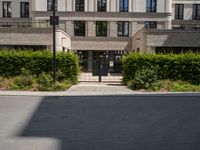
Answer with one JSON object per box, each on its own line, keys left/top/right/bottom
{"left": 77, "top": 50, "right": 125, "bottom": 74}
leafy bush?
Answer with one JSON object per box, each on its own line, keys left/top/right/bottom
{"left": 122, "top": 53, "right": 200, "bottom": 84}
{"left": 36, "top": 72, "right": 54, "bottom": 91}
{"left": 127, "top": 67, "right": 158, "bottom": 90}
{"left": 52, "top": 80, "right": 71, "bottom": 91}
{"left": 0, "top": 50, "right": 79, "bottom": 83}
{"left": 56, "top": 69, "right": 66, "bottom": 81}
{"left": 11, "top": 75, "right": 34, "bottom": 90}
{"left": 0, "top": 76, "right": 3, "bottom": 88}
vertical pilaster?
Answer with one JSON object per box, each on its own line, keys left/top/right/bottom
{"left": 65, "top": 21, "right": 74, "bottom": 36}
{"left": 72, "top": 0, "right": 75, "bottom": 11}
{"left": 94, "top": 0, "right": 97, "bottom": 11}
{"left": 129, "top": 0, "right": 132, "bottom": 12}
{"left": 110, "top": 22, "right": 117, "bottom": 37}
{"left": 116, "top": 0, "right": 119, "bottom": 12}
{"left": 85, "top": 0, "right": 88, "bottom": 12}
{"left": 88, "top": 21, "right": 96, "bottom": 37}
{"left": 107, "top": 0, "right": 110, "bottom": 12}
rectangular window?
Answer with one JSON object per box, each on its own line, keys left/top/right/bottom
{"left": 146, "top": 0, "right": 156, "bottom": 12}
{"left": 97, "top": 0, "right": 106, "bottom": 12}
{"left": 193, "top": 4, "right": 200, "bottom": 20}
{"left": 118, "top": 21, "right": 129, "bottom": 37}
{"left": 75, "top": 0, "right": 84, "bottom": 11}
{"left": 175, "top": 4, "right": 184, "bottom": 20}
{"left": 20, "top": 2, "right": 29, "bottom": 18}
{"left": 47, "top": 0, "right": 57, "bottom": 11}
{"left": 145, "top": 21, "right": 157, "bottom": 29}
{"left": 96, "top": 21, "right": 107, "bottom": 37}
{"left": 3, "top": 2, "right": 11, "bottom": 17}
{"left": 120, "top": 0, "right": 128, "bottom": 12}
{"left": 74, "top": 21, "right": 85, "bottom": 36}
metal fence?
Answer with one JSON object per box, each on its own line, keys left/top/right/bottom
{"left": 147, "top": 23, "right": 200, "bottom": 30}
{"left": 0, "top": 21, "right": 51, "bottom": 28}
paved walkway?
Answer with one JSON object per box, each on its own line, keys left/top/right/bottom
{"left": 66, "top": 82, "right": 133, "bottom": 95}
{"left": 0, "top": 82, "right": 200, "bottom": 96}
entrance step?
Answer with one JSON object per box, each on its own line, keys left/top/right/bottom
{"left": 67, "top": 82, "right": 133, "bottom": 95}
{"left": 79, "top": 72, "right": 122, "bottom": 82}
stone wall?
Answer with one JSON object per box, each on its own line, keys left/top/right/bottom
{"left": 132, "top": 29, "right": 200, "bottom": 53}
{"left": 71, "top": 37, "right": 131, "bottom": 51}
{"left": 0, "top": 28, "right": 71, "bottom": 51}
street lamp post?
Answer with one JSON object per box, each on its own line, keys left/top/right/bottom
{"left": 52, "top": 0, "right": 56, "bottom": 83}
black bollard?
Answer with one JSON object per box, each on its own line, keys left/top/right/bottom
{"left": 98, "top": 60, "right": 102, "bottom": 82}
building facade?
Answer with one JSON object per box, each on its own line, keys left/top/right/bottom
{"left": 0, "top": 0, "right": 200, "bottom": 71}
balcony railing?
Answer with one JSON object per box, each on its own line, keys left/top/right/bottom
{"left": 192, "top": 15, "right": 200, "bottom": 20}
{"left": 146, "top": 23, "right": 200, "bottom": 30}
{"left": 174, "top": 15, "right": 184, "bottom": 20}
{"left": 119, "top": 7, "right": 128, "bottom": 12}
{"left": 146, "top": 7, "right": 156, "bottom": 12}
{"left": 0, "top": 21, "right": 51, "bottom": 28}
{"left": 172, "top": 24, "right": 200, "bottom": 30}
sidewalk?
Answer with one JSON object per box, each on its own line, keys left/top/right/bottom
{"left": 0, "top": 82, "right": 200, "bottom": 96}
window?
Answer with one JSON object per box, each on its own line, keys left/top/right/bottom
{"left": 97, "top": 0, "right": 106, "bottom": 12}
{"left": 74, "top": 21, "right": 85, "bottom": 36}
{"left": 193, "top": 4, "right": 200, "bottom": 20}
{"left": 3, "top": 2, "right": 11, "bottom": 17}
{"left": 47, "top": 0, "right": 57, "bottom": 11}
{"left": 96, "top": 21, "right": 107, "bottom": 37}
{"left": 20, "top": 2, "right": 29, "bottom": 18}
{"left": 118, "top": 21, "right": 129, "bottom": 37}
{"left": 145, "top": 21, "right": 157, "bottom": 29}
{"left": 120, "top": 0, "right": 128, "bottom": 12}
{"left": 75, "top": 0, "right": 84, "bottom": 11}
{"left": 175, "top": 4, "right": 184, "bottom": 20}
{"left": 146, "top": 0, "right": 156, "bottom": 12}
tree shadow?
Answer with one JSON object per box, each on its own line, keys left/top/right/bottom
{"left": 19, "top": 96, "right": 200, "bottom": 150}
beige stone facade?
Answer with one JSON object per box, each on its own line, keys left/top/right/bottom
{"left": 0, "top": 0, "right": 199, "bottom": 61}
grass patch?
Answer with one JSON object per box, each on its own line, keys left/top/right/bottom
{"left": 148, "top": 80, "right": 200, "bottom": 92}
{"left": 0, "top": 72, "right": 72, "bottom": 91}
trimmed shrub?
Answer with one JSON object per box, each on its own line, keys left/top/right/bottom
{"left": 122, "top": 53, "right": 200, "bottom": 84}
{"left": 0, "top": 50, "right": 79, "bottom": 83}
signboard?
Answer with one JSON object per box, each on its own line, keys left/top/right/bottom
{"left": 109, "top": 61, "right": 114, "bottom": 67}
{"left": 50, "top": 16, "right": 59, "bottom": 25}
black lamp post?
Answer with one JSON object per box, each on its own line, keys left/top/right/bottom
{"left": 52, "top": 0, "right": 56, "bottom": 83}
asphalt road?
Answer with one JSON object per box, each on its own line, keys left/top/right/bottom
{"left": 0, "top": 95, "right": 200, "bottom": 150}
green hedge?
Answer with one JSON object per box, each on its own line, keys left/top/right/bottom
{"left": 0, "top": 50, "right": 79, "bottom": 82}
{"left": 122, "top": 53, "right": 200, "bottom": 84}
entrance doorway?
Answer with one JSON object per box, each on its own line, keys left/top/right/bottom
{"left": 92, "top": 51, "right": 109, "bottom": 76}
{"left": 77, "top": 50, "right": 125, "bottom": 73}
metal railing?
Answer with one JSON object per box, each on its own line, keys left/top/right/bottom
{"left": 146, "top": 7, "right": 156, "bottom": 12}
{"left": 174, "top": 15, "right": 184, "bottom": 20}
{"left": 172, "top": 24, "right": 200, "bottom": 30}
{"left": 0, "top": 21, "right": 51, "bottom": 28}
{"left": 146, "top": 23, "right": 200, "bottom": 30}
{"left": 192, "top": 15, "right": 200, "bottom": 20}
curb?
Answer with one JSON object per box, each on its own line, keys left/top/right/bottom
{"left": 0, "top": 91, "right": 200, "bottom": 97}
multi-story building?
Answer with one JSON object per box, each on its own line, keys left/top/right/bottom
{"left": 0, "top": 0, "right": 200, "bottom": 72}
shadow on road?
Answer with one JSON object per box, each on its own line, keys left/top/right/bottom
{"left": 19, "top": 96, "right": 200, "bottom": 150}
